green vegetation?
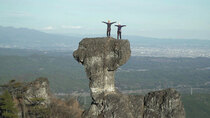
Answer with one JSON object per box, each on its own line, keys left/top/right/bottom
{"left": 116, "top": 56, "right": 210, "bottom": 90}
{"left": 28, "top": 97, "right": 50, "bottom": 118}
{"left": 0, "top": 48, "right": 210, "bottom": 117}
{"left": 182, "top": 94, "right": 210, "bottom": 118}
{"left": 0, "top": 90, "right": 18, "bottom": 118}
{"left": 0, "top": 49, "right": 210, "bottom": 93}
{"left": 0, "top": 54, "right": 88, "bottom": 93}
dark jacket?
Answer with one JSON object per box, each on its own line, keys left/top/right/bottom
{"left": 102, "top": 21, "right": 116, "bottom": 30}
{"left": 115, "top": 25, "right": 126, "bottom": 32}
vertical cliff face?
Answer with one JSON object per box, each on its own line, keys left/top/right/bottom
{"left": 73, "top": 37, "right": 185, "bottom": 118}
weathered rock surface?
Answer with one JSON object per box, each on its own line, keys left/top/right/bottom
{"left": 74, "top": 37, "right": 185, "bottom": 118}
{"left": 1, "top": 77, "right": 52, "bottom": 117}
{"left": 2, "top": 77, "right": 52, "bottom": 105}
{"left": 82, "top": 91, "right": 144, "bottom": 118}
{"left": 73, "top": 37, "right": 131, "bottom": 100}
{"left": 1, "top": 77, "right": 83, "bottom": 118}
{"left": 144, "top": 88, "right": 185, "bottom": 118}
{"left": 24, "top": 77, "right": 51, "bottom": 105}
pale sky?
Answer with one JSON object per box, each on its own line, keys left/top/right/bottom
{"left": 0, "top": 0, "right": 210, "bottom": 39}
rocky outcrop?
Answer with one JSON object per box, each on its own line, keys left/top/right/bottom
{"left": 1, "top": 77, "right": 52, "bottom": 105}
{"left": 1, "top": 77, "right": 83, "bottom": 118}
{"left": 24, "top": 77, "right": 51, "bottom": 105}
{"left": 144, "top": 88, "right": 185, "bottom": 118}
{"left": 73, "top": 37, "right": 130, "bottom": 100}
{"left": 0, "top": 77, "right": 52, "bottom": 118}
{"left": 74, "top": 37, "right": 185, "bottom": 118}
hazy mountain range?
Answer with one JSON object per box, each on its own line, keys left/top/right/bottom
{"left": 0, "top": 26, "right": 80, "bottom": 50}
{"left": 1, "top": 26, "right": 210, "bottom": 57}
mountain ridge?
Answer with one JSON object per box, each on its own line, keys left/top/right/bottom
{"left": 1, "top": 26, "right": 210, "bottom": 57}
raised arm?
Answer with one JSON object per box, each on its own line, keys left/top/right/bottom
{"left": 102, "top": 21, "right": 107, "bottom": 24}
{"left": 122, "top": 25, "right": 126, "bottom": 27}
{"left": 115, "top": 25, "right": 119, "bottom": 27}
{"left": 111, "top": 22, "right": 116, "bottom": 24}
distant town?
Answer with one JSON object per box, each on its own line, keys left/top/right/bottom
{"left": 131, "top": 47, "right": 210, "bottom": 57}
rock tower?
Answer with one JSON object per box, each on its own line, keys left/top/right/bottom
{"left": 73, "top": 37, "right": 185, "bottom": 118}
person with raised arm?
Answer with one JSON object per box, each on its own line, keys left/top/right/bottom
{"left": 115, "top": 23, "right": 126, "bottom": 39}
{"left": 102, "top": 20, "right": 116, "bottom": 37}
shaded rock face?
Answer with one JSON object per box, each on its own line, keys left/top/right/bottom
{"left": 144, "top": 88, "right": 185, "bottom": 118}
{"left": 73, "top": 37, "right": 185, "bottom": 118}
{"left": 82, "top": 91, "right": 144, "bottom": 118}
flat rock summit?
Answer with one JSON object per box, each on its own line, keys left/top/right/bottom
{"left": 73, "top": 37, "right": 185, "bottom": 118}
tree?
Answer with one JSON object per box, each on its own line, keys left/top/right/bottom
{"left": 28, "top": 97, "right": 50, "bottom": 118}
{"left": 0, "top": 90, "right": 18, "bottom": 118}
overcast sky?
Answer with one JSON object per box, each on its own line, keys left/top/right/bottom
{"left": 0, "top": 0, "right": 209, "bottom": 39}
